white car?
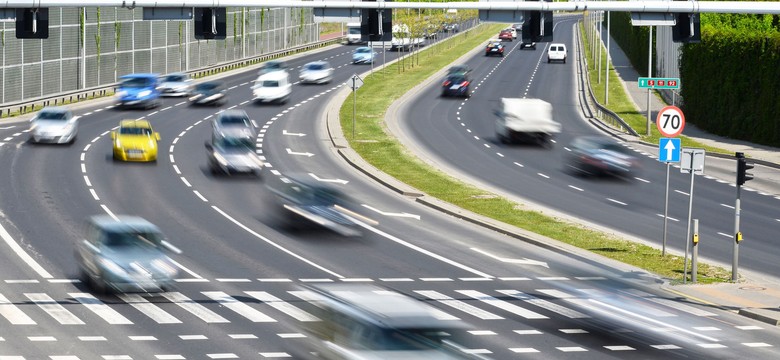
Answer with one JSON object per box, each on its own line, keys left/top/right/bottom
{"left": 299, "top": 61, "right": 334, "bottom": 84}
{"left": 547, "top": 43, "right": 568, "bottom": 63}
{"left": 252, "top": 71, "right": 292, "bottom": 104}
{"left": 29, "top": 106, "right": 79, "bottom": 144}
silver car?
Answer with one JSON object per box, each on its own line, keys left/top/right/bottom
{"left": 29, "top": 106, "right": 79, "bottom": 144}
{"left": 205, "top": 136, "right": 264, "bottom": 176}
{"left": 157, "top": 73, "right": 193, "bottom": 97}
{"left": 212, "top": 109, "right": 256, "bottom": 143}
{"left": 299, "top": 61, "right": 334, "bottom": 84}
{"left": 75, "top": 215, "right": 181, "bottom": 294}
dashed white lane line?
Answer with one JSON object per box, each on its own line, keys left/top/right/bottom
{"left": 514, "top": 162, "right": 524, "bottom": 167}
{"left": 717, "top": 232, "right": 731, "bottom": 238}
{"left": 537, "top": 173, "right": 549, "bottom": 179}
{"left": 607, "top": 198, "right": 627, "bottom": 206}
{"left": 193, "top": 190, "right": 208, "bottom": 202}
{"left": 83, "top": 176, "right": 91, "bottom": 187}
{"left": 634, "top": 177, "right": 650, "bottom": 183}
{"left": 497, "top": 153, "right": 504, "bottom": 157}
{"left": 101, "top": 205, "right": 118, "bottom": 221}
{"left": 721, "top": 203, "right": 735, "bottom": 209}
{"left": 656, "top": 214, "right": 679, "bottom": 222}
{"left": 89, "top": 189, "right": 100, "bottom": 201}
{"left": 568, "top": 185, "right": 583, "bottom": 191}
{"left": 180, "top": 177, "right": 192, "bottom": 187}
{"left": 675, "top": 190, "right": 689, "bottom": 196}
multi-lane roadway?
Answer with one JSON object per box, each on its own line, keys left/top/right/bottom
{"left": 0, "top": 17, "right": 779, "bottom": 359}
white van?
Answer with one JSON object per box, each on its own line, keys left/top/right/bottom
{"left": 252, "top": 71, "right": 292, "bottom": 104}
{"left": 391, "top": 23, "right": 424, "bottom": 51}
{"left": 346, "top": 22, "right": 362, "bottom": 44}
{"left": 547, "top": 43, "right": 568, "bottom": 63}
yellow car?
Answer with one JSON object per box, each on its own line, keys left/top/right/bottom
{"left": 111, "top": 120, "right": 161, "bottom": 162}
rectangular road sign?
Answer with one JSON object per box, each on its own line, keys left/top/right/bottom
{"left": 639, "top": 77, "right": 680, "bottom": 89}
{"left": 659, "top": 138, "right": 681, "bottom": 163}
{"left": 681, "top": 148, "right": 705, "bottom": 174}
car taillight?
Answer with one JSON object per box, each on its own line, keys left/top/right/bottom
{"left": 443, "top": 81, "right": 451, "bottom": 87}
{"left": 461, "top": 81, "right": 470, "bottom": 87}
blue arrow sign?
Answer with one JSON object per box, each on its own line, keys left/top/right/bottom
{"left": 659, "top": 138, "right": 681, "bottom": 163}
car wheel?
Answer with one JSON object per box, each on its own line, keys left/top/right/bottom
{"left": 563, "top": 58, "right": 567, "bottom": 64}
{"left": 548, "top": 58, "right": 551, "bottom": 63}
{"left": 92, "top": 273, "right": 108, "bottom": 294}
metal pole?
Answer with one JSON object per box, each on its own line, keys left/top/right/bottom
{"left": 598, "top": 11, "right": 602, "bottom": 84}
{"left": 82, "top": 7, "right": 86, "bottom": 89}
{"left": 352, "top": 75, "right": 356, "bottom": 139}
{"left": 646, "top": 25, "right": 653, "bottom": 136}
{"left": 605, "top": 10, "right": 610, "bottom": 104}
{"left": 733, "top": 182, "right": 741, "bottom": 281}
{"left": 662, "top": 162, "right": 670, "bottom": 256}
{"left": 692, "top": 219, "right": 699, "bottom": 283}
{"left": 683, "top": 158, "right": 695, "bottom": 284}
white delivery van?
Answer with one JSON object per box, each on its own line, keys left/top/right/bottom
{"left": 252, "top": 71, "right": 292, "bottom": 104}
{"left": 390, "top": 23, "right": 424, "bottom": 51}
{"left": 346, "top": 22, "right": 362, "bottom": 44}
{"left": 495, "top": 98, "right": 561, "bottom": 146}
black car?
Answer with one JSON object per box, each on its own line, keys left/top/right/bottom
{"left": 485, "top": 40, "right": 505, "bottom": 56}
{"left": 189, "top": 81, "right": 227, "bottom": 106}
{"left": 564, "top": 136, "right": 641, "bottom": 178}
{"left": 441, "top": 74, "right": 471, "bottom": 98}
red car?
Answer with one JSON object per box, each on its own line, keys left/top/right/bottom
{"left": 499, "top": 29, "right": 513, "bottom": 41}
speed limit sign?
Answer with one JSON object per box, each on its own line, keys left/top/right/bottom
{"left": 656, "top": 105, "right": 685, "bottom": 137}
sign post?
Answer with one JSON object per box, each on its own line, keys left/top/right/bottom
{"left": 658, "top": 137, "right": 681, "bottom": 256}
{"left": 681, "top": 148, "right": 705, "bottom": 283}
{"left": 349, "top": 74, "right": 364, "bottom": 139}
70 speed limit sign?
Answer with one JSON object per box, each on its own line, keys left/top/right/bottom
{"left": 656, "top": 105, "right": 685, "bottom": 137}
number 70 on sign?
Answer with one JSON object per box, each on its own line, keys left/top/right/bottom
{"left": 656, "top": 106, "right": 686, "bottom": 137}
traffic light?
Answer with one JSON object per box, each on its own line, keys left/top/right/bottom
{"left": 16, "top": 8, "right": 49, "bottom": 39}
{"left": 522, "top": 0, "right": 553, "bottom": 43}
{"left": 361, "top": 0, "right": 392, "bottom": 42}
{"left": 193, "top": 8, "right": 226, "bottom": 40}
{"left": 672, "top": 1, "right": 701, "bottom": 43}
{"left": 736, "top": 152, "right": 755, "bottom": 186}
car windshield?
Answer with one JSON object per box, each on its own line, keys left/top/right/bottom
{"left": 348, "top": 28, "right": 361, "bottom": 35}
{"left": 195, "top": 83, "right": 219, "bottom": 91}
{"left": 37, "top": 111, "right": 69, "bottom": 121}
{"left": 446, "top": 75, "right": 466, "bottom": 83}
{"left": 119, "top": 126, "right": 152, "bottom": 136}
{"left": 121, "top": 77, "right": 153, "bottom": 88}
{"left": 356, "top": 48, "right": 371, "bottom": 54}
{"left": 448, "top": 66, "right": 468, "bottom": 74}
{"left": 163, "top": 74, "right": 186, "bottom": 82}
{"left": 103, "top": 230, "right": 162, "bottom": 249}
{"left": 305, "top": 63, "right": 325, "bottom": 71}
{"left": 261, "top": 80, "right": 280, "bottom": 87}
{"left": 215, "top": 136, "right": 254, "bottom": 151}
{"left": 220, "top": 116, "right": 250, "bottom": 127}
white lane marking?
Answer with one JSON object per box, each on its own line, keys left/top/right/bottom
{"left": 497, "top": 290, "right": 589, "bottom": 319}
{"left": 161, "top": 292, "right": 229, "bottom": 323}
{"left": 282, "top": 130, "right": 306, "bottom": 137}
{"left": 130, "top": 335, "right": 158, "bottom": 341}
{"left": 743, "top": 343, "right": 772, "bottom": 348}
{"left": 70, "top": 293, "right": 133, "bottom": 324}
{"left": 634, "top": 177, "right": 650, "bottom": 183}
{"left": 216, "top": 278, "right": 251, "bottom": 283}
{"left": 415, "top": 290, "right": 501, "bottom": 320}
{"left": 29, "top": 336, "right": 57, "bottom": 341}
{"left": 81, "top": 163, "right": 86, "bottom": 173}
{"left": 484, "top": 144, "right": 491, "bottom": 148}
{"left": 208, "top": 354, "right": 238, "bottom": 359}
{"left": 83, "top": 176, "right": 91, "bottom": 187}
{"left": 168, "top": 258, "right": 203, "bottom": 279}
{"left": 607, "top": 198, "right": 627, "bottom": 206}
{"left": 309, "top": 173, "right": 348, "bottom": 184}
{"left": 245, "top": 291, "right": 320, "bottom": 322}
{"left": 161, "top": 106, "right": 172, "bottom": 111}
{"left": 471, "top": 248, "right": 548, "bottom": 267}
{"left": 514, "top": 162, "right": 524, "bottom": 167}
{"left": 286, "top": 148, "right": 315, "bottom": 157}
{"left": 180, "top": 335, "right": 208, "bottom": 340}
{"left": 169, "top": 154, "right": 175, "bottom": 163}
{"left": 720, "top": 203, "right": 735, "bottom": 209}
{"left": 173, "top": 164, "right": 181, "bottom": 174}
{"left": 510, "top": 348, "right": 540, "bottom": 353}
{"left": 101, "top": 205, "right": 119, "bottom": 221}
{"left": 557, "top": 347, "right": 588, "bottom": 352}
{"left": 5, "top": 279, "right": 38, "bottom": 283}
{"left": 202, "top": 291, "right": 276, "bottom": 322}
{"left": 212, "top": 206, "right": 343, "bottom": 278}
{"left": 90, "top": 189, "right": 100, "bottom": 200}
{"left": 155, "top": 355, "right": 185, "bottom": 360}
{"left": 514, "top": 330, "right": 543, "bottom": 335}
{"left": 736, "top": 325, "right": 763, "bottom": 330}
{"left": 180, "top": 177, "right": 192, "bottom": 187}
{"left": 568, "top": 185, "right": 583, "bottom": 191}
{"left": 0, "top": 293, "right": 37, "bottom": 324}
{"left": 457, "top": 290, "right": 547, "bottom": 319}
{"left": 605, "top": 346, "right": 635, "bottom": 351}
{"left": 718, "top": 232, "right": 731, "bottom": 238}
{"left": 80, "top": 153, "right": 85, "bottom": 161}
{"left": 26, "top": 293, "right": 84, "bottom": 324}
{"left": 117, "top": 294, "right": 182, "bottom": 324}
{"left": 0, "top": 222, "right": 53, "bottom": 278}
{"left": 361, "top": 204, "right": 420, "bottom": 220}
{"left": 697, "top": 344, "right": 727, "bottom": 349}
{"left": 651, "top": 345, "right": 682, "bottom": 350}
{"left": 537, "top": 173, "right": 549, "bottom": 179}
{"left": 78, "top": 336, "right": 107, "bottom": 341}
{"left": 656, "top": 214, "right": 679, "bottom": 222}
{"left": 91, "top": 136, "right": 100, "bottom": 143}
{"left": 497, "top": 153, "right": 504, "bottom": 157}
{"left": 379, "top": 278, "right": 414, "bottom": 282}
{"left": 257, "top": 278, "right": 292, "bottom": 282}
{"left": 83, "top": 143, "right": 91, "bottom": 151}
{"left": 278, "top": 333, "right": 306, "bottom": 338}
{"left": 675, "top": 190, "right": 689, "bottom": 196}
{"left": 193, "top": 190, "right": 208, "bottom": 202}
{"left": 229, "top": 334, "right": 258, "bottom": 339}
{"left": 258, "top": 353, "right": 291, "bottom": 358}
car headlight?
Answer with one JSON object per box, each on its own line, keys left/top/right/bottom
{"left": 214, "top": 152, "right": 228, "bottom": 166}
{"left": 114, "top": 138, "right": 121, "bottom": 148}
{"left": 151, "top": 258, "right": 178, "bottom": 277}
{"left": 30, "top": 123, "right": 37, "bottom": 131}
{"left": 99, "top": 258, "right": 128, "bottom": 277}
{"left": 138, "top": 90, "right": 152, "bottom": 97}
{"left": 252, "top": 154, "right": 264, "bottom": 167}
{"left": 115, "top": 90, "right": 127, "bottom": 98}
{"left": 189, "top": 94, "right": 202, "bottom": 101}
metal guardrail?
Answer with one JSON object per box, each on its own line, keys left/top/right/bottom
{"left": 576, "top": 20, "right": 639, "bottom": 137}
{"left": 0, "top": 36, "right": 345, "bottom": 119}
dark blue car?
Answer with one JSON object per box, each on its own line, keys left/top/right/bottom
{"left": 116, "top": 73, "right": 161, "bottom": 109}
{"left": 441, "top": 74, "right": 471, "bottom": 98}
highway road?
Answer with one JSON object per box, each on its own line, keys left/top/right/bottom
{"left": 0, "top": 21, "right": 778, "bottom": 359}
{"left": 399, "top": 15, "right": 780, "bottom": 279}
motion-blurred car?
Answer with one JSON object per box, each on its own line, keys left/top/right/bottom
{"left": 485, "top": 39, "right": 505, "bottom": 57}
{"left": 509, "top": 27, "right": 517, "bottom": 39}
{"left": 565, "top": 136, "right": 641, "bottom": 178}
{"left": 212, "top": 109, "right": 256, "bottom": 142}
{"left": 205, "top": 136, "right": 263, "bottom": 176}
{"left": 442, "top": 22, "right": 460, "bottom": 32}
{"left": 447, "top": 64, "right": 472, "bottom": 76}
{"left": 299, "top": 283, "right": 486, "bottom": 360}
{"left": 266, "top": 174, "right": 376, "bottom": 236}
{"left": 75, "top": 215, "right": 181, "bottom": 293}
{"left": 257, "top": 60, "right": 288, "bottom": 76}
{"left": 29, "top": 106, "right": 79, "bottom": 144}
{"left": 299, "top": 60, "right": 334, "bottom": 84}
{"left": 499, "top": 29, "right": 513, "bottom": 41}
{"left": 547, "top": 43, "right": 568, "bottom": 63}
{"left": 115, "top": 73, "right": 161, "bottom": 109}
{"left": 252, "top": 71, "right": 292, "bottom": 104}
{"left": 352, "top": 46, "right": 377, "bottom": 64}
{"left": 519, "top": 40, "right": 537, "bottom": 50}
{"left": 188, "top": 81, "right": 227, "bottom": 106}
{"left": 441, "top": 73, "right": 471, "bottom": 98}
{"left": 157, "top": 72, "right": 193, "bottom": 97}
{"left": 111, "top": 119, "right": 160, "bottom": 162}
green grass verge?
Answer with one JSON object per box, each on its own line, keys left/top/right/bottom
{"left": 339, "top": 22, "right": 731, "bottom": 284}
{"left": 579, "top": 22, "right": 732, "bottom": 156}
{"left": 319, "top": 23, "right": 343, "bottom": 36}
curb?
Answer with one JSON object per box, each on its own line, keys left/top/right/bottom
{"left": 739, "top": 308, "right": 780, "bottom": 326}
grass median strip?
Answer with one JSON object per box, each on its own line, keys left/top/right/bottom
{"left": 339, "top": 22, "right": 730, "bottom": 284}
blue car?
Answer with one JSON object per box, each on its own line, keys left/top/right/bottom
{"left": 352, "top": 47, "right": 377, "bottom": 64}
{"left": 115, "top": 73, "right": 161, "bottom": 109}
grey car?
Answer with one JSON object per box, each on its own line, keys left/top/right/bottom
{"left": 205, "top": 136, "right": 264, "bottom": 176}
{"left": 565, "top": 136, "right": 641, "bottom": 178}
{"left": 29, "top": 107, "right": 79, "bottom": 144}
{"left": 75, "top": 215, "right": 181, "bottom": 293}
{"left": 157, "top": 73, "right": 193, "bottom": 97}
{"left": 212, "top": 109, "right": 256, "bottom": 143}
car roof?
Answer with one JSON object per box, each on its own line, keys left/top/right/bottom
{"left": 88, "top": 215, "right": 161, "bottom": 233}
{"left": 120, "top": 73, "right": 159, "bottom": 80}
{"left": 217, "top": 109, "right": 249, "bottom": 119}
{"left": 304, "top": 60, "right": 330, "bottom": 66}
{"left": 39, "top": 106, "right": 70, "bottom": 114}
{"left": 119, "top": 119, "right": 153, "bottom": 128}
{"left": 256, "top": 71, "right": 289, "bottom": 80}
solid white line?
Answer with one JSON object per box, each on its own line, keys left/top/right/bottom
{"left": 193, "top": 190, "right": 208, "bottom": 202}
{"left": 70, "top": 293, "right": 133, "bottom": 324}
{"left": 607, "top": 198, "right": 627, "bottom": 206}
{"left": 101, "top": 205, "right": 118, "bottom": 221}
{"left": 212, "top": 206, "right": 343, "bottom": 278}
{"left": 353, "top": 219, "right": 494, "bottom": 278}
